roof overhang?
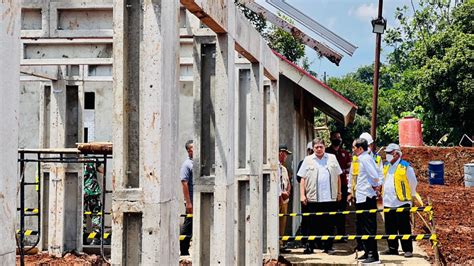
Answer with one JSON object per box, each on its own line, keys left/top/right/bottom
{"left": 275, "top": 52, "right": 357, "bottom": 126}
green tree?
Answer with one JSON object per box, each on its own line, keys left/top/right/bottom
{"left": 385, "top": 0, "right": 474, "bottom": 144}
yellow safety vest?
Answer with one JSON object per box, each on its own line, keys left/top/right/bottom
{"left": 351, "top": 154, "right": 382, "bottom": 194}
{"left": 351, "top": 155, "right": 359, "bottom": 195}
{"left": 383, "top": 160, "right": 412, "bottom": 201}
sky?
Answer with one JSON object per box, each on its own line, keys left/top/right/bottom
{"left": 258, "top": 0, "right": 415, "bottom": 78}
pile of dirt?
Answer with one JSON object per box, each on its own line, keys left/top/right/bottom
{"left": 401, "top": 146, "right": 474, "bottom": 264}
{"left": 414, "top": 183, "right": 474, "bottom": 264}
{"left": 17, "top": 252, "right": 109, "bottom": 266}
{"left": 401, "top": 146, "right": 474, "bottom": 185}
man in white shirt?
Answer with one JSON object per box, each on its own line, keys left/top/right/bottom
{"left": 382, "top": 143, "right": 418, "bottom": 258}
{"left": 347, "top": 138, "right": 380, "bottom": 263}
{"left": 298, "top": 138, "right": 342, "bottom": 255}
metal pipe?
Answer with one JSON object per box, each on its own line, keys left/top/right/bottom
{"left": 19, "top": 152, "right": 25, "bottom": 266}
{"left": 371, "top": 0, "right": 384, "bottom": 146}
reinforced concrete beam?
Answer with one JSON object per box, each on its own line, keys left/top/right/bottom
{"left": 181, "top": 0, "right": 279, "bottom": 81}
{"left": 0, "top": 1, "right": 20, "bottom": 264}
{"left": 112, "top": 0, "right": 180, "bottom": 264}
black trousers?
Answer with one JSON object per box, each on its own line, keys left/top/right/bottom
{"left": 303, "top": 201, "right": 337, "bottom": 250}
{"left": 356, "top": 197, "right": 379, "bottom": 259}
{"left": 384, "top": 203, "right": 413, "bottom": 252}
{"left": 314, "top": 201, "right": 337, "bottom": 251}
{"left": 301, "top": 203, "right": 310, "bottom": 245}
{"left": 336, "top": 184, "right": 348, "bottom": 235}
{"left": 180, "top": 216, "right": 193, "bottom": 255}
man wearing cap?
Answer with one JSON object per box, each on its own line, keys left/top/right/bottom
{"left": 278, "top": 144, "right": 292, "bottom": 253}
{"left": 326, "top": 131, "right": 351, "bottom": 237}
{"left": 347, "top": 138, "right": 381, "bottom": 263}
{"left": 381, "top": 144, "right": 418, "bottom": 258}
{"left": 298, "top": 138, "right": 342, "bottom": 254}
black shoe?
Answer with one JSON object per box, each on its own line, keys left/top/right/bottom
{"left": 303, "top": 245, "right": 313, "bottom": 254}
{"left": 381, "top": 249, "right": 398, "bottom": 255}
{"left": 280, "top": 248, "right": 291, "bottom": 253}
{"left": 361, "top": 257, "right": 381, "bottom": 264}
{"left": 358, "top": 253, "right": 369, "bottom": 261}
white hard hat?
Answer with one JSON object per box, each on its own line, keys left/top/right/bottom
{"left": 360, "top": 132, "right": 374, "bottom": 144}
{"left": 385, "top": 143, "right": 401, "bottom": 153}
{"left": 307, "top": 142, "right": 313, "bottom": 149}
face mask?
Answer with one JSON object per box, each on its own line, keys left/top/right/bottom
{"left": 331, "top": 139, "right": 342, "bottom": 146}
{"left": 386, "top": 154, "right": 393, "bottom": 162}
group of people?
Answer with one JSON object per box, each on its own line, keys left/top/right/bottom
{"left": 179, "top": 131, "right": 417, "bottom": 263}
{"left": 278, "top": 132, "right": 418, "bottom": 263}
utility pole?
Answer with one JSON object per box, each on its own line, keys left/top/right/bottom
{"left": 370, "top": 0, "right": 385, "bottom": 144}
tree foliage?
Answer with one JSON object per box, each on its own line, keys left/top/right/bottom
{"left": 325, "top": 1, "right": 473, "bottom": 146}
{"left": 236, "top": 2, "right": 313, "bottom": 69}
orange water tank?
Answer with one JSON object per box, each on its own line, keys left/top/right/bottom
{"left": 399, "top": 116, "right": 423, "bottom": 146}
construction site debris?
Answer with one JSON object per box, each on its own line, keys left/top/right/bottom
{"left": 16, "top": 252, "right": 109, "bottom": 266}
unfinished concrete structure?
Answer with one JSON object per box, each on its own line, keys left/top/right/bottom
{"left": 12, "top": 0, "right": 357, "bottom": 264}
{"left": 1, "top": 1, "right": 21, "bottom": 265}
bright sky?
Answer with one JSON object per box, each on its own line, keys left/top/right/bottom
{"left": 258, "top": 0, "right": 415, "bottom": 78}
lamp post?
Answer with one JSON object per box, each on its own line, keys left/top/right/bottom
{"left": 370, "top": 0, "right": 386, "bottom": 146}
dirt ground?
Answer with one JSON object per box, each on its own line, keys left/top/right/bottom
{"left": 16, "top": 252, "right": 109, "bottom": 266}
{"left": 16, "top": 146, "right": 474, "bottom": 265}
{"left": 401, "top": 146, "right": 474, "bottom": 264}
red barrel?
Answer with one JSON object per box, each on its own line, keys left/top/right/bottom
{"left": 399, "top": 116, "right": 423, "bottom": 146}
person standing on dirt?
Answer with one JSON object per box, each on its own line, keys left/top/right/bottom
{"left": 180, "top": 140, "right": 194, "bottom": 256}
{"left": 298, "top": 138, "right": 342, "bottom": 255}
{"left": 347, "top": 138, "right": 381, "bottom": 264}
{"left": 381, "top": 143, "right": 418, "bottom": 258}
{"left": 326, "top": 131, "right": 351, "bottom": 238}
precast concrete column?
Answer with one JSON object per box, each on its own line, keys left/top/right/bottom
{"left": 266, "top": 80, "right": 280, "bottom": 259}
{"left": 0, "top": 1, "right": 20, "bottom": 264}
{"left": 248, "top": 61, "right": 264, "bottom": 264}
{"left": 211, "top": 32, "right": 237, "bottom": 265}
{"left": 47, "top": 79, "right": 67, "bottom": 256}
{"left": 112, "top": 0, "right": 180, "bottom": 265}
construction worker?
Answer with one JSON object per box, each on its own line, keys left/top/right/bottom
{"left": 381, "top": 143, "right": 418, "bottom": 258}
{"left": 347, "top": 138, "right": 380, "bottom": 263}
{"left": 83, "top": 162, "right": 103, "bottom": 245}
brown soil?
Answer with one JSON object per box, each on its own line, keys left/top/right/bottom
{"left": 401, "top": 146, "right": 474, "bottom": 264}
{"left": 16, "top": 252, "right": 109, "bottom": 266}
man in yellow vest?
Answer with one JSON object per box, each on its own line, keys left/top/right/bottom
{"left": 382, "top": 143, "right": 418, "bottom": 258}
